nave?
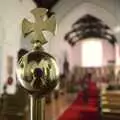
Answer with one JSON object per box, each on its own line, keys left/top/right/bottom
{"left": 58, "top": 78, "right": 100, "bottom": 120}
{"left": 0, "top": 0, "right": 120, "bottom": 120}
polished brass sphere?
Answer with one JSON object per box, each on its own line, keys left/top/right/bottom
{"left": 16, "top": 50, "right": 59, "bottom": 97}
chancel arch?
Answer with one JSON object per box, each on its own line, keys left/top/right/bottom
{"left": 64, "top": 14, "right": 116, "bottom": 67}
{"left": 51, "top": 2, "right": 117, "bottom": 73}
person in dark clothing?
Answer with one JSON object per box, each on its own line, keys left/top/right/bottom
{"left": 82, "top": 73, "right": 92, "bottom": 104}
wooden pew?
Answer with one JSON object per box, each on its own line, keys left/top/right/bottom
{"left": 101, "top": 90, "right": 120, "bottom": 120}
{"left": 0, "top": 86, "right": 28, "bottom": 120}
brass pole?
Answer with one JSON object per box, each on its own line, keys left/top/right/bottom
{"left": 16, "top": 7, "right": 58, "bottom": 120}
{"left": 30, "top": 95, "right": 45, "bottom": 120}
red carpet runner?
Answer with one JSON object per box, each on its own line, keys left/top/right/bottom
{"left": 58, "top": 81, "right": 100, "bottom": 120}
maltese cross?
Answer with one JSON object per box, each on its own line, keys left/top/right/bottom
{"left": 22, "top": 8, "right": 56, "bottom": 45}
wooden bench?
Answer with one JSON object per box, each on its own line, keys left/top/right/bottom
{"left": 101, "top": 90, "right": 120, "bottom": 120}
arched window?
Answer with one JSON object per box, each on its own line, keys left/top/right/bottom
{"left": 81, "top": 38, "right": 102, "bottom": 67}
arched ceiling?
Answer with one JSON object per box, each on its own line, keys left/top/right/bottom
{"left": 64, "top": 14, "right": 117, "bottom": 46}
{"left": 48, "top": 2, "right": 118, "bottom": 67}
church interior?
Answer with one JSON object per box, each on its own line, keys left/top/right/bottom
{"left": 0, "top": 0, "right": 120, "bottom": 120}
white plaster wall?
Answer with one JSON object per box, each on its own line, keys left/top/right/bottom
{"left": 71, "top": 42, "right": 82, "bottom": 67}
{"left": 0, "top": 0, "right": 36, "bottom": 94}
{"left": 102, "top": 40, "right": 115, "bottom": 66}
{"left": 52, "top": 0, "right": 118, "bottom": 25}
{"left": 115, "top": 43, "right": 120, "bottom": 65}
{"left": 115, "top": 43, "right": 120, "bottom": 74}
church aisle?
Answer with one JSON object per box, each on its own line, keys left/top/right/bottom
{"left": 58, "top": 81, "right": 100, "bottom": 120}
{"left": 45, "top": 91, "right": 78, "bottom": 120}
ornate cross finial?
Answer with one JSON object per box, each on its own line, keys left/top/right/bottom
{"left": 22, "top": 8, "right": 56, "bottom": 48}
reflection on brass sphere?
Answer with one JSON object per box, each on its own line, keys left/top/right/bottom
{"left": 16, "top": 50, "right": 59, "bottom": 97}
